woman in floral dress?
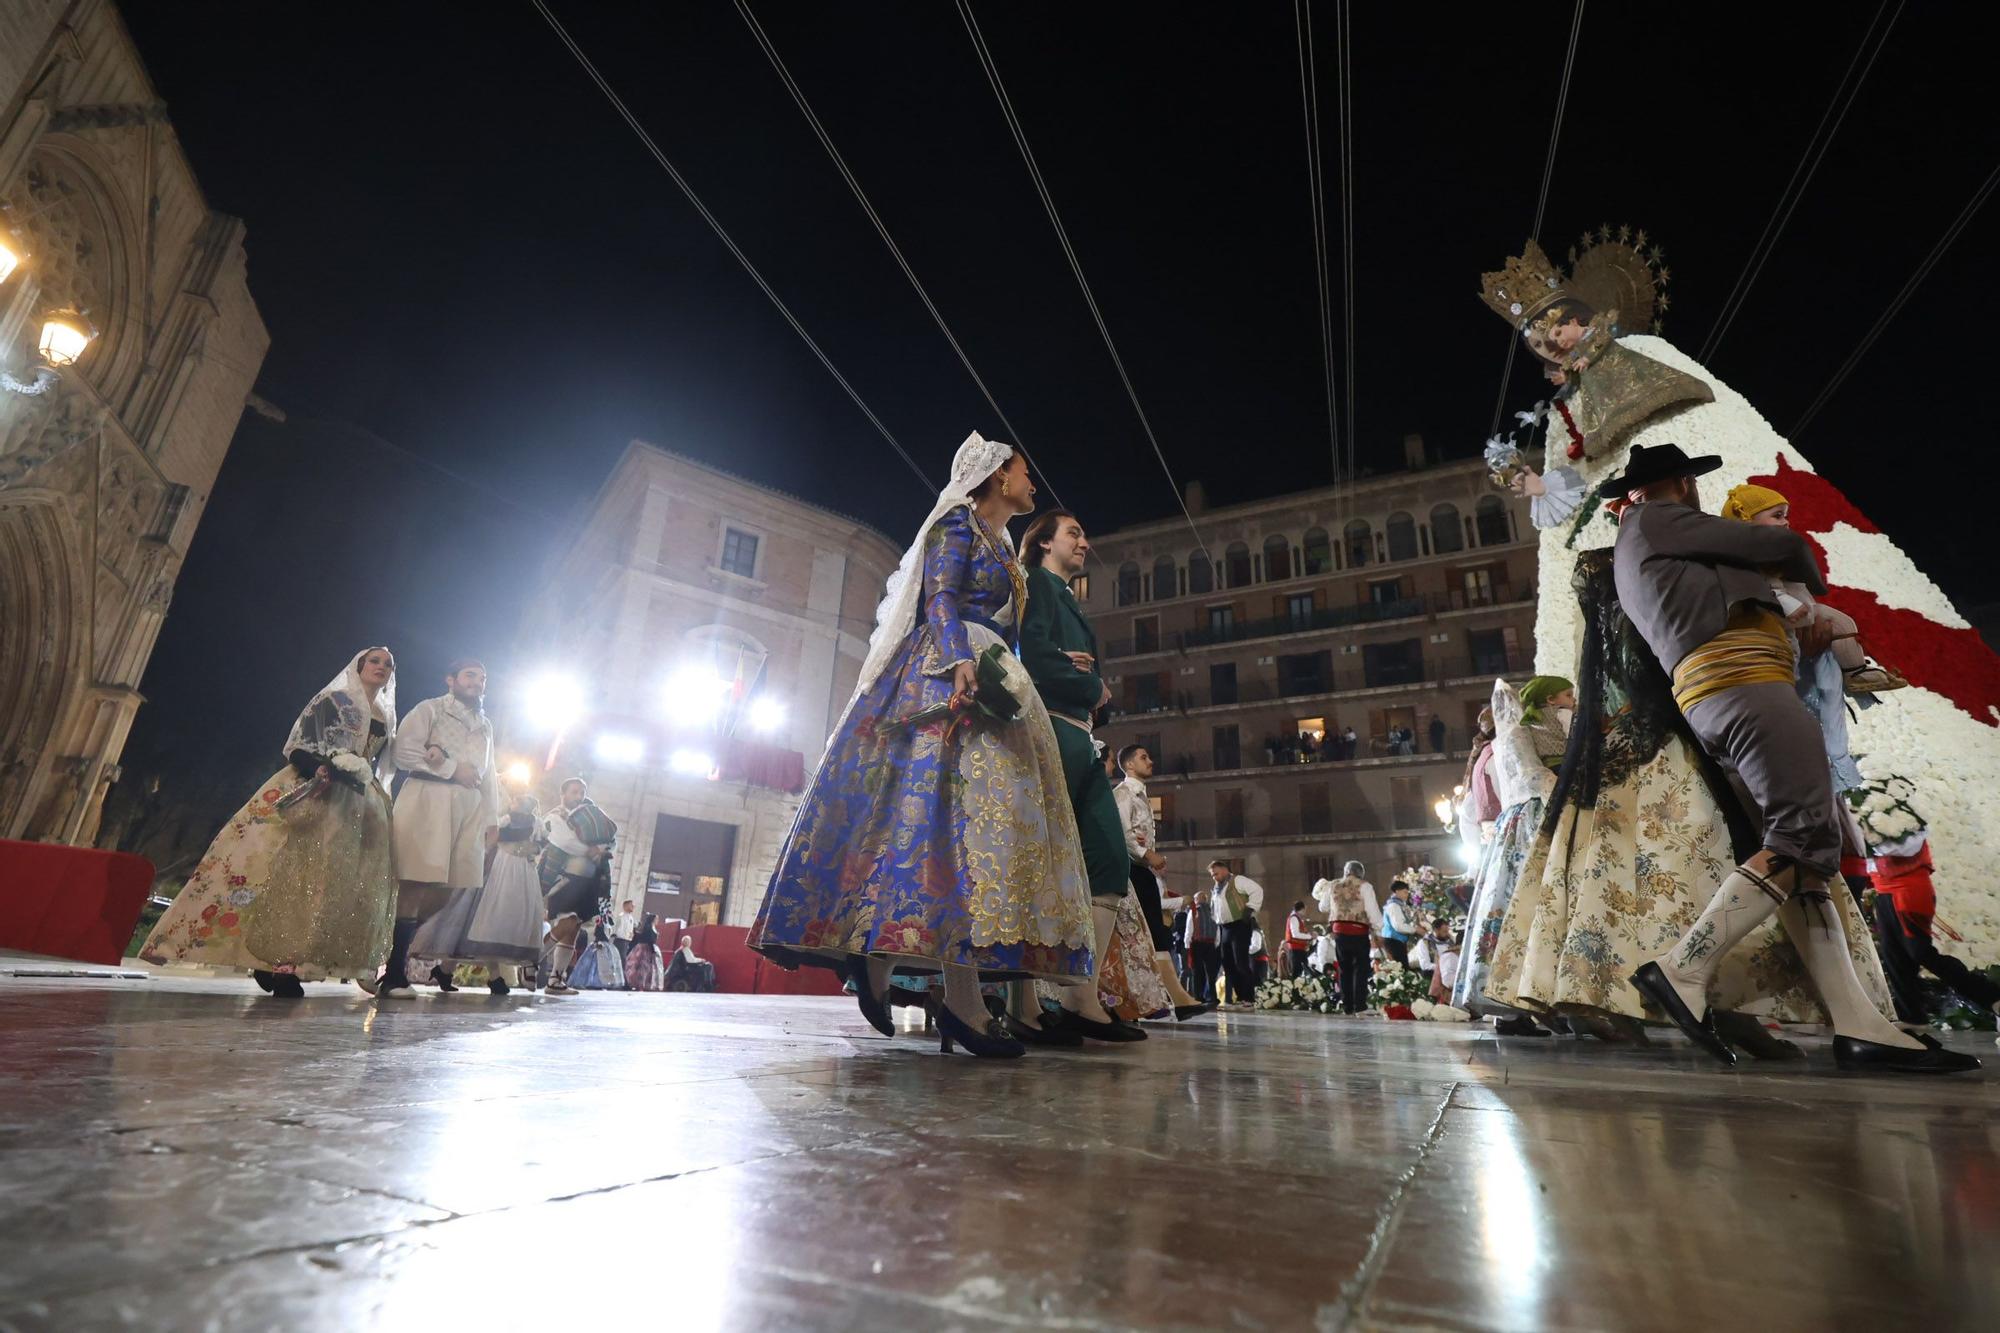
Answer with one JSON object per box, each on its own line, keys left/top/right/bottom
{"left": 1454, "top": 677, "right": 1567, "bottom": 1030}
{"left": 140, "top": 648, "right": 399, "bottom": 998}
{"left": 750, "top": 434, "right": 1095, "bottom": 1057}
{"left": 1483, "top": 554, "right": 1892, "bottom": 1045}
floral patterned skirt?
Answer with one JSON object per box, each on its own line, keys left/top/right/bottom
{"left": 1453, "top": 797, "right": 1542, "bottom": 1014}
{"left": 1483, "top": 734, "right": 1892, "bottom": 1023}
{"left": 751, "top": 623, "right": 1094, "bottom": 982}
{"left": 139, "top": 767, "right": 396, "bottom": 981}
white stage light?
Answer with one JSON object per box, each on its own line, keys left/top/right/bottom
{"left": 521, "top": 672, "right": 587, "bottom": 736}
{"left": 593, "top": 733, "right": 644, "bottom": 765}
{"left": 664, "top": 667, "right": 730, "bottom": 726}
{"left": 747, "top": 696, "right": 785, "bottom": 735}
{"left": 670, "top": 747, "right": 715, "bottom": 776}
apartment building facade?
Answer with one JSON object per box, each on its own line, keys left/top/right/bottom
{"left": 1081, "top": 440, "right": 1538, "bottom": 919}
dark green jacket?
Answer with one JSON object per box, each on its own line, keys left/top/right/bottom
{"left": 1020, "top": 565, "right": 1102, "bottom": 723}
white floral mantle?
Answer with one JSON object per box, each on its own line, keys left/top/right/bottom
{"left": 1528, "top": 335, "right": 1998, "bottom": 964}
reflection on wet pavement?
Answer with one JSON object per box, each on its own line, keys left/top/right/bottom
{"left": 2, "top": 972, "right": 1995, "bottom": 1330}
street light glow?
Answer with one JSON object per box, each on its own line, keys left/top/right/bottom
{"left": 747, "top": 696, "right": 785, "bottom": 735}
{"left": 0, "top": 237, "right": 18, "bottom": 285}
{"left": 38, "top": 309, "right": 91, "bottom": 366}
{"left": 593, "top": 732, "right": 644, "bottom": 765}
{"left": 670, "top": 747, "right": 715, "bottom": 776}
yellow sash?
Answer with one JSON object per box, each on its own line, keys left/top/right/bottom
{"left": 1671, "top": 606, "right": 1796, "bottom": 713}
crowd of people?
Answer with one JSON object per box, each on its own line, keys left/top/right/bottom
{"left": 136, "top": 653, "right": 722, "bottom": 1000}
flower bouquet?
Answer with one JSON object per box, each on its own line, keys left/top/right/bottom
{"left": 1399, "top": 864, "right": 1471, "bottom": 925}
{"left": 1367, "top": 958, "right": 1427, "bottom": 1016}
{"left": 1254, "top": 970, "right": 1338, "bottom": 1013}
{"left": 1844, "top": 775, "right": 1927, "bottom": 858}
{"left": 886, "top": 643, "right": 1032, "bottom": 737}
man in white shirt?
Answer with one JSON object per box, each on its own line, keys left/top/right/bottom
{"left": 1313, "top": 861, "right": 1384, "bottom": 1014}
{"left": 1206, "top": 860, "right": 1265, "bottom": 1006}
{"left": 384, "top": 658, "right": 501, "bottom": 996}
{"left": 1380, "top": 882, "right": 1420, "bottom": 966}
{"left": 1114, "top": 744, "right": 1210, "bottom": 1016}
{"left": 613, "top": 899, "right": 639, "bottom": 971}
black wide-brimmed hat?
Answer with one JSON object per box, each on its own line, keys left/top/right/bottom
{"left": 1596, "top": 442, "right": 1723, "bottom": 498}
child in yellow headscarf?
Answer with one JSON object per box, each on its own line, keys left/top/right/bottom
{"left": 1720, "top": 484, "right": 1903, "bottom": 695}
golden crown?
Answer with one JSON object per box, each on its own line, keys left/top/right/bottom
{"left": 1479, "top": 240, "right": 1569, "bottom": 329}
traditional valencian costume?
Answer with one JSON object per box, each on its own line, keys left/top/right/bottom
{"left": 141, "top": 649, "right": 399, "bottom": 993}
{"left": 1453, "top": 677, "right": 1566, "bottom": 1020}
{"left": 749, "top": 435, "right": 1094, "bottom": 995}
{"left": 1483, "top": 551, "right": 1894, "bottom": 1043}
{"left": 408, "top": 791, "right": 545, "bottom": 991}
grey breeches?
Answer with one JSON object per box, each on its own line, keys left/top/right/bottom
{"left": 1684, "top": 681, "right": 1840, "bottom": 879}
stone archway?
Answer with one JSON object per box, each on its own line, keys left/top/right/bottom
{"left": 0, "top": 492, "right": 86, "bottom": 838}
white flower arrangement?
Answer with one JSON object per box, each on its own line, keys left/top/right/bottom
{"left": 1411, "top": 998, "right": 1472, "bottom": 1022}
{"left": 330, "top": 752, "right": 371, "bottom": 778}
{"left": 1254, "top": 971, "right": 1339, "bottom": 1013}
{"left": 1525, "top": 334, "right": 2000, "bottom": 967}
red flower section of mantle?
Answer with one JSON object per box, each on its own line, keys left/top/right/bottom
{"left": 1384, "top": 1003, "right": 1416, "bottom": 1021}
{"left": 1747, "top": 456, "right": 2000, "bottom": 727}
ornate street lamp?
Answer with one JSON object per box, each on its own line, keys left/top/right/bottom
{"left": 37, "top": 307, "right": 93, "bottom": 366}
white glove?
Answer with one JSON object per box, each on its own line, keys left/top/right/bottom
{"left": 330, "top": 752, "right": 370, "bottom": 778}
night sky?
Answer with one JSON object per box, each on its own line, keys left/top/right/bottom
{"left": 104, "top": 2, "right": 1995, "bottom": 856}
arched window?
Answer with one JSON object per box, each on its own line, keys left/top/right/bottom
{"left": 1263, "top": 535, "right": 1291, "bottom": 581}
{"left": 1386, "top": 512, "right": 1418, "bottom": 562}
{"left": 1186, "top": 551, "right": 1214, "bottom": 594}
{"left": 1224, "top": 542, "right": 1254, "bottom": 588}
{"left": 1117, "top": 561, "right": 1142, "bottom": 606}
{"left": 1476, "top": 495, "right": 1512, "bottom": 546}
{"left": 1430, "top": 502, "right": 1464, "bottom": 554}
{"left": 1344, "top": 519, "right": 1372, "bottom": 568}
{"left": 1151, "top": 555, "right": 1178, "bottom": 601}
{"left": 1302, "top": 527, "right": 1332, "bottom": 575}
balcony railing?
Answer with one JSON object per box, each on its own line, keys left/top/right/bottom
{"left": 1154, "top": 815, "right": 1450, "bottom": 845}
{"left": 1137, "top": 745, "right": 1465, "bottom": 781}
{"left": 1111, "top": 653, "right": 1526, "bottom": 718}
{"left": 1103, "top": 584, "right": 1533, "bottom": 659}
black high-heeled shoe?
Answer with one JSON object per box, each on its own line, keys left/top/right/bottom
{"left": 251, "top": 970, "right": 277, "bottom": 993}
{"left": 428, "top": 964, "right": 460, "bottom": 993}
{"left": 488, "top": 976, "right": 510, "bottom": 995}
{"left": 842, "top": 956, "right": 895, "bottom": 1037}
{"left": 270, "top": 972, "right": 305, "bottom": 999}
{"left": 938, "top": 1004, "right": 1025, "bottom": 1058}
{"left": 1005, "top": 1014, "right": 1084, "bottom": 1047}
{"left": 1173, "top": 1002, "right": 1218, "bottom": 1022}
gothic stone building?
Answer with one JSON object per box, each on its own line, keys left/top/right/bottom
{"left": 0, "top": 1, "right": 269, "bottom": 842}
{"left": 1083, "top": 440, "right": 1538, "bottom": 925}
{"left": 518, "top": 441, "right": 900, "bottom": 929}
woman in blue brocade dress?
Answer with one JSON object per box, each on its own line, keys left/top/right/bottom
{"left": 750, "top": 434, "right": 1095, "bottom": 1057}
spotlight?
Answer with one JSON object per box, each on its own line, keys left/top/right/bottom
{"left": 670, "top": 747, "right": 715, "bottom": 777}
{"left": 593, "top": 733, "right": 644, "bottom": 765}
{"left": 521, "top": 672, "right": 587, "bottom": 736}
{"left": 504, "top": 760, "right": 533, "bottom": 787}
{"left": 747, "top": 696, "right": 786, "bottom": 735}
{"left": 664, "top": 667, "right": 730, "bottom": 726}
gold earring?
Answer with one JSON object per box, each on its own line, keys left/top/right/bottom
{"left": 1000, "top": 475, "right": 1011, "bottom": 497}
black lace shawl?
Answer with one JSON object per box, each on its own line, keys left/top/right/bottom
{"left": 1540, "top": 550, "right": 1757, "bottom": 864}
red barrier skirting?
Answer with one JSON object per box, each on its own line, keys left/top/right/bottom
{"left": 0, "top": 839, "right": 156, "bottom": 965}
{"left": 656, "top": 919, "right": 845, "bottom": 996}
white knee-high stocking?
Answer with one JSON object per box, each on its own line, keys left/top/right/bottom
{"left": 1653, "top": 865, "right": 1786, "bottom": 1014}
{"left": 1777, "top": 891, "right": 1921, "bottom": 1049}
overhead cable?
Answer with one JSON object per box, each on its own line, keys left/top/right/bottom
{"left": 1293, "top": 0, "right": 1340, "bottom": 488}
{"left": 1791, "top": 158, "right": 1998, "bottom": 440}
{"left": 1699, "top": 0, "right": 1903, "bottom": 365}
{"left": 530, "top": 0, "right": 935, "bottom": 494}
{"left": 1486, "top": 0, "right": 1585, "bottom": 438}
{"left": 731, "top": 0, "right": 1075, "bottom": 517}
{"left": 955, "top": 0, "right": 1210, "bottom": 558}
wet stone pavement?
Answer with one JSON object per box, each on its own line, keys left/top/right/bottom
{"left": 2, "top": 971, "right": 1997, "bottom": 1331}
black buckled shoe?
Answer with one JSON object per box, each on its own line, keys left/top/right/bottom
{"left": 1833, "top": 1035, "right": 1980, "bottom": 1074}
{"left": 1173, "top": 1002, "right": 1218, "bottom": 1022}
{"left": 1005, "top": 1014, "right": 1084, "bottom": 1047}
{"left": 1056, "top": 1009, "right": 1148, "bottom": 1042}
{"left": 1629, "top": 962, "right": 1735, "bottom": 1066}
{"left": 938, "top": 1005, "right": 1026, "bottom": 1058}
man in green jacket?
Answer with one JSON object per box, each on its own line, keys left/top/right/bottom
{"left": 1014, "top": 508, "right": 1145, "bottom": 1043}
